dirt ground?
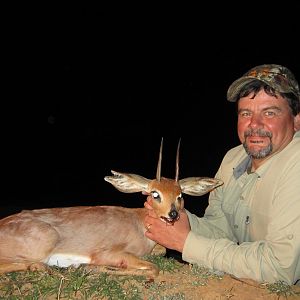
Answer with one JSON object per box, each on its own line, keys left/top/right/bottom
{"left": 0, "top": 263, "right": 300, "bottom": 300}
{"left": 147, "top": 263, "right": 300, "bottom": 299}
{"left": 1, "top": 258, "right": 300, "bottom": 299}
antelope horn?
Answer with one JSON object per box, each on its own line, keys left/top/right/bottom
{"left": 156, "top": 137, "right": 163, "bottom": 181}
{"left": 175, "top": 138, "right": 181, "bottom": 182}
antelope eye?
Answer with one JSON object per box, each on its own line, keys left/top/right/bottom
{"left": 151, "top": 191, "right": 161, "bottom": 202}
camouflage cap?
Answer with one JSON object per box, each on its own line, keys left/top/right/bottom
{"left": 227, "top": 64, "right": 300, "bottom": 102}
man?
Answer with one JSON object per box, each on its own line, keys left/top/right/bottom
{"left": 144, "top": 64, "right": 300, "bottom": 285}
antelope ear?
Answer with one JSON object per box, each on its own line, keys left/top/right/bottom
{"left": 104, "top": 170, "right": 151, "bottom": 193}
{"left": 179, "top": 177, "right": 223, "bottom": 196}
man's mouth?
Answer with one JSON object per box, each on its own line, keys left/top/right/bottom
{"left": 248, "top": 137, "right": 266, "bottom": 144}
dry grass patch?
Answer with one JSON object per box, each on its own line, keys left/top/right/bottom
{"left": 0, "top": 255, "right": 299, "bottom": 299}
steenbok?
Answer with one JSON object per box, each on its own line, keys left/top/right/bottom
{"left": 0, "top": 139, "right": 223, "bottom": 277}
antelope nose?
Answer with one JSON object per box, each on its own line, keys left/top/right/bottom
{"left": 169, "top": 209, "right": 178, "bottom": 220}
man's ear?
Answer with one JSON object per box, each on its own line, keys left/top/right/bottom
{"left": 294, "top": 113, "right": 300, "bottom": 131}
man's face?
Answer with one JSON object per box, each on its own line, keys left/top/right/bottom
{"left": 237, "top": 89, "right": 295, "bottom": 161}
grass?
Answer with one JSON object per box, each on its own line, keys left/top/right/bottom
{"left": 1, "top": 266, "right": 141, "bottom": 299}
{"left": 0, "top": 255, "right": 182, "bottom": 300}
{"left": 0, "top": 256, "right": 299, "bottom": 299}
{"left": 142, "top": 254, "right": 182, "bottom": 273}
{"left": 184, "top": 264, "right": 224, "bottom": 287}
{"left": 265, "top": 280, "right": 300, "bottom": 298}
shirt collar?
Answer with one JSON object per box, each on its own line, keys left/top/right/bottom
{"left": 233, "top": 156, "right": 252, "bottom": 179}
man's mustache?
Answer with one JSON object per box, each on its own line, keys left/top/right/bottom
{"left": 244, "top": 129, "right": 272, "bottom": 138}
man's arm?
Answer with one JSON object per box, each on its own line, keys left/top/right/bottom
{"left": 182, "top": 158, "right": 300, "bottom": 285}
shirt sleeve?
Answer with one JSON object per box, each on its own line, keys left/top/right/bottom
{"left": 182, "top": 153, "right": 300, "bottom": 285}
{"left": 185, "top": 195, "right": 236, "bottom": 240}
{"left": 185, "top": 164, "right": 237, "bottom": 241}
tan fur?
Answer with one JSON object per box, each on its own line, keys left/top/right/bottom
{"left": 0, "top": 143, "right": 223, "bottom": 278}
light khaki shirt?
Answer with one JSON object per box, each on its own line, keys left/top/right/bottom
{"left": 183, "top": 131, "right": 300, "bottom": 285}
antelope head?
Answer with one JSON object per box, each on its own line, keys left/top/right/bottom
{"left": 104, "top": 138, "right": 223, "bottom": 224}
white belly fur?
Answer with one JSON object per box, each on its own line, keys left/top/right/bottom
{"left": 47, "top": 254, "right": 91, "bottom": 268}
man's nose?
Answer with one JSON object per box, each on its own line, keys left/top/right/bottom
{"left": 249, "top": 114, "right": 264, "bottom": 128}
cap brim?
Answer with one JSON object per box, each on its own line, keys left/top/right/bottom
{"left": 227, "top": 77, "right": 261, "bottom": 102}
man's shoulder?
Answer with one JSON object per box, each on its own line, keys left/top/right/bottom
{"left": 224, "top": 144, "right": 245, "bottom": 159}
{"left": 277, "top": 132, "right": 300, "bottom": 163}
{"left": 219, "top": 144, "right": 247, "bottom": 168}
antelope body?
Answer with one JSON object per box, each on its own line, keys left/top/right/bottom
{"left": 0, "top": 140, "right": 223, "bottom": 277}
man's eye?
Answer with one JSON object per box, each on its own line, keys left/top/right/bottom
{"left": 239, "top": 111, "right": 251, "bottom": 117}
{"left": 264, "top": 111, "right": 276, "bottom": 117}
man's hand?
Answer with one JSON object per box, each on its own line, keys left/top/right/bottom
{"left": 143, "top": 198, "right": 191, "bottom": 253}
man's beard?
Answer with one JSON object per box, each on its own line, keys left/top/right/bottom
{"left": 243, "top": 129, "right": 273, "bottom": 159}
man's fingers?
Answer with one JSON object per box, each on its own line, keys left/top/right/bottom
{"left": 144, "top": 201, "right": 153, "bottom": 210}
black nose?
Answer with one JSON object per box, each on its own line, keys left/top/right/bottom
{"left": 169, "top": 210, "right": 178, "bottom": 220}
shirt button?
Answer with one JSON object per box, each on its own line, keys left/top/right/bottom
{"left": 234, "top": 224, "right": 238, "bottom": 229}
{"left": 287, "top": 234, "right": 294, "bottom": 240}
{"left": 240, "top": 196, "right": 244, "bottom": 200}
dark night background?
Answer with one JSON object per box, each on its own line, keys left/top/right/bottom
{"left": 3, "top": 7, "right": 300, "bottom": 223}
